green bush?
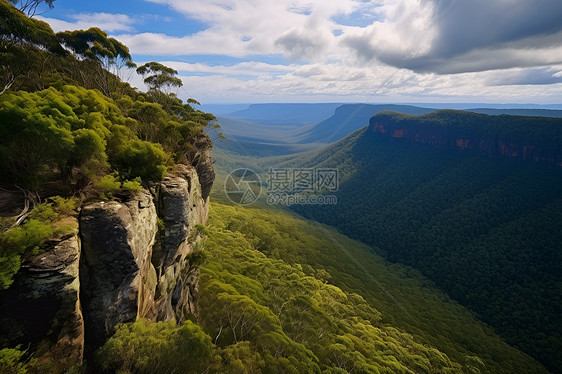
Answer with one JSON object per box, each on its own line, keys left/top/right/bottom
{"left": 122, "top": 177, "right": 142, "bottom": 193}
{"left": 97, "top": 319, "right": 216, "bottom": 374}
{"left": 0, "top": 346, "right": 34, "bottom": 374}
{"left": 72, "top": 128, "right": 107, "bottom": 167}
{"left": 94, "top": 174, "right": 121, "bottom": 199}
{"left": 111, "top": 139, "right": 167, "bottom": 181}
{"left": 0, "top": 198, "right": 79, "bottom": 290}
{"left": 0, "top": 217, "right": 54, "bottom": 289}
{"left": 49, "top": 196, "right": 78, "bottom": 215}
{"left": 0, "top": 255, "right": 21, "bottom": 291}
{"left": 1, "top": 219, "right": 54, "bottom": 254}
{"left": 28, "top": 204, "right": 59, "bottom": 223}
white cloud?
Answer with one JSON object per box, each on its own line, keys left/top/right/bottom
{"left": 121, "top": 0, "right": 369, "bottom": 57}
{"left": 37, "top": 0, "right": 562, "bottom": 103}
{"left": 156, "top": 61, "right": 300, "bottom": 76}
{"left": 173, "top": 61, "right": 562, "bottom": 104}
{"left": 38, "top": 13, "right": 135, "bottom": 33}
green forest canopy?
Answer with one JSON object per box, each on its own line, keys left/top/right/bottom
{"left": 288, "top": 123, "right": 562, "bottom": 372}
{"left": 98, "top": 202, "right": 547, "bottom": 373}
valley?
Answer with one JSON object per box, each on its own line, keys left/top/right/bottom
{"left": 1, "top": 1, "right": 561, "bottom": 372}
{"left": 209, "top": 104, "right": 562, "bottom": 373}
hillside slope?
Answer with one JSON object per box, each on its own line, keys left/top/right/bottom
{"left": 201, "top": 203, "right": 547, "bottom": 373}
{"left": 287, "top": 111, "right": 562, "bottom": 372}
{"left": 98, "top": 202, "right": 549, "bottom": 372}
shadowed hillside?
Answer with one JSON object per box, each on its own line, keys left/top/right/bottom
{"left": 286, "top": 110, "right": 562, "bottom": 372}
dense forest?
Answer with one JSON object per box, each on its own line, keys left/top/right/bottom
{"left": 96, "top": 202, "right": 547, "bottom": 373}
{"left": 287, "top": 118, "right": 562, "bottom": 372}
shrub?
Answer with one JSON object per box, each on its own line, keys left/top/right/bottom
{"left": 1, "top": 219, "right": 54, "bottom": 254}
{"left": 0, "top": 346, "right": 35, "bottom": 374}
{"left": 49, "top": 196, "right": 78, "bottom": 215}
{"left": 111, "top": 139, "right": 167, "bottom": 181}
{"left": 97, "top": 319, "right": 216, "bottom": 373}
{"left": 94, "top": 174, "right": 121, "bottom": 199}
{"left": 28, "top": 204, "right": 59, "bottom": 223}
{"left": 122, "top": 177, "right": 142, "bottom": 193}
{"left": 0, "top": 255, "right": 21, "bottom": 291}
{"left": 0, "top": 199, "right": 78, "bottom": 290}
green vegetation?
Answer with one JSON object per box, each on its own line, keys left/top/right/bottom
{"left": 0, "top": 0, "right": 215, "bottom": 293}
{"left": 97, "top": 319, "right": 216, "bottom": 374}
{"left": 0, "top": 85, "right": 209, "bottom": 190}
{"left": 1, "top": 1, "right": 557, "bottom": 373}
{"left": 0, "top": 197, "right": 78, "bottom": 290}
{"left": 371, "top": 110, "right": 562, "bottom": 148}
{"left": 289, "top": 122, "right": 562, "bottom": 372}
{"left": 0, "top": 346, "right": 34, "bottom": 374}
{"left": 98, "top": 202, "right": 547, "bottom": 373}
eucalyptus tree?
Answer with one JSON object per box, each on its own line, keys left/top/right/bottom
{"left": 0, "top": 0, "right": 63, "bottom": 94}
{"left": 8, "top": 0, "right": 55, "bottom": 17}
{"left": 57, "top": 27, "right": 133, "bottom": 95}
{"left": 136, "top": 61, "right": 183, "bottom": 93}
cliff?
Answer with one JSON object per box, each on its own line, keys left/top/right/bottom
{"left": 0, "top": 157, "right": 214, "bottom": 372}
{"left": 369, "top": 110, "right": 562, "bottom": 166}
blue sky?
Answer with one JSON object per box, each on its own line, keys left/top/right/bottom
{"left": 38, "top": 0, "right": 562, "bottom": 105}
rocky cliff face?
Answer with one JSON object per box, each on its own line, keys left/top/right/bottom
{"left": 369, "top": 111, "right": 562, "bottom": 166}
{"left": 0, "top": 229, "right": 84, "bottom": 372}
{"left": 0, "top": 159, "right": 213, "bottom": 372}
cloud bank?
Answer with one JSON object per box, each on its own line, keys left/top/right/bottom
{"left": 39, "top": 0, "right": 562, "bottom": 103}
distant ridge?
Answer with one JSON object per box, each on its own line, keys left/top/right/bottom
{"left": 369, "top": 110, "right": 562, "bottom": 166}
{"left": 227, "top": 103, "right": 342, "bottom": 125}
{"left": 297, "top": 104, "right": 436, "bottom": 143}
{"left": 212, "top": 103, "right": 562, "bottom": 158}
{"left": 406, "top": 102, "right": 562, "bottom": 110}
{"left": 467, "top": 108, "right": 562, "bottom": 117}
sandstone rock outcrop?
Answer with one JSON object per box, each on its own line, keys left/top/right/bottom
{"left": 0, "top": 228, "right": 84, "bottom": 373}
{"left": 150, "top": 164, "right": 206, "bottom": 322}
{"left": 0, "top": 160, "right": 214, "bottom": 372}
{"left": 79, "top": 191, "right": 158, "bottom": 352}
{"left": 79, "top": 163, "right": 212, "bottom": 357}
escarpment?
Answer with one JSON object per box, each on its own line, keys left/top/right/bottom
{"left": 369, "top": 110, "right": 562, "bottom": 166}
{"left": 0, "top": 157, "right": 214, "bottom": 372}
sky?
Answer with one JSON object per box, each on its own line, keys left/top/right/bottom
{"left": 36, "top": 0, "right": 562, "bottom": 105}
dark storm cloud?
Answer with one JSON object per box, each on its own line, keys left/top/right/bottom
{"left": 428, "top": 0, "right": 562, "bottom": 58}
{"left": 486, "top": 68, "right": 562, "bottom": 86}
{"left": 343, "top": 0, "right": 562, "bottom": 74}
